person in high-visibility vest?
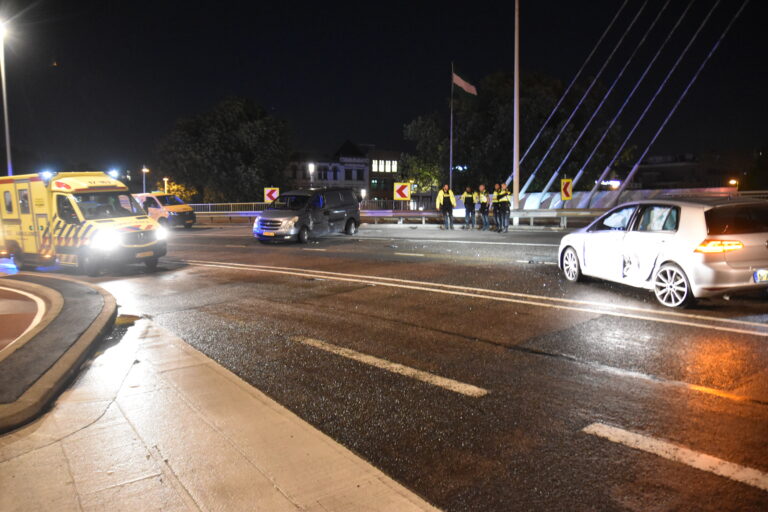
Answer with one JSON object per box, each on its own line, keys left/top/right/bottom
{"left": 476, "top": 184, "right": 490, "bottom": 231}
{"left": 460, "top": 186, "right": 477, "bottom": 230}
{"left": 491, "top": 183, "right": 501, "bottom": 231}
{"left": 496, "top": 182, "right": 512, "bottom": 233}
{"left": 435, "top": 184, "right": 456, "bottom": 230}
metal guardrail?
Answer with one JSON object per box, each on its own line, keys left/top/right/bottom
{"left": 190, "top": 202, "right": 269, "bottom": 213}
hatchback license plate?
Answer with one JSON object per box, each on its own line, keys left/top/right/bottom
{"left": 137, "top": 251, "right": 154, "bottom": 258}
{"left": 755, "top": 270, "right": 768, "bottom": 283}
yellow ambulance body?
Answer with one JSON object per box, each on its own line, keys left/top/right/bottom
{"left": 0, "top": 172, "right": 167, "bottom": 274}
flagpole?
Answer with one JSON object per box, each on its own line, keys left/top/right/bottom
{"left": 449, "top": 62, "right": 454, "bottom": 190}
{"left": 512, "top": 0, "right": 520, "bottom": 224}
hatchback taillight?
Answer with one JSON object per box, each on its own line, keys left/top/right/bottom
{"left": 694, "top": 239, "right": 744, "bottom": 253}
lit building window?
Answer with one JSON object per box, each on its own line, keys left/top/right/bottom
{"left": 373, "top": 160, "right": 379, "bottom": 173}
{"left": 385, "top": 161, "right": 391, "bottom": 173}
{"left": 392, "top": 161, "right": 397, "bottom": 174}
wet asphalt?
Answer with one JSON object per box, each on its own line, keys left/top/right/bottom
{"left": 84, "top": 224, "right": 768, "bottom": 511}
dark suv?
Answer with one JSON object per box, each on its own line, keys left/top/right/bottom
{"left": 252, "top": 187, "right": 360, "bottom": 243}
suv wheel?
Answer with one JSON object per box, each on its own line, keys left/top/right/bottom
{"left": 344, "top": 219, "right": 357, "bottom": 235}
{"left": 298, "top": 226, "right": 310, "bottom": 244}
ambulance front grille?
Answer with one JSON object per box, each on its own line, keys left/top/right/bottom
{"left": 123, "top": 230, "right": 156, "bottom": 246}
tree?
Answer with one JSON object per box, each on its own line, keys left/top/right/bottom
{"left": 155, "top": 98, "right": 292, "bottom": 202}
{"left": 402, "top": 114, "right": 445, "bottom": 191}
{"left": 155, "top": 180, "right": 199, "bottom": 202}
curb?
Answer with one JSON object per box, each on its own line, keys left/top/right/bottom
{"left": 0, "top": 274, "right": 117, "bottom": 433}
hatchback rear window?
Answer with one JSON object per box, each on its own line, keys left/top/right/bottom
{"left": 705, "top": 204, "right": 768, "bottom": 235}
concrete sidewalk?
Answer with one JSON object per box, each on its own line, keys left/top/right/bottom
{"left": 0, "top": 319, "right": 439, "bottom": 512}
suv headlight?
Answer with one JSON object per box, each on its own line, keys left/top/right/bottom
{"left": 284, "top": 216, "right": 299, "bottom": 227}
{"left": 90, "top": 229, "right": 122, "bottom": 250}
{"left": 253, "top": 216, "right": 261, "bottom": 229}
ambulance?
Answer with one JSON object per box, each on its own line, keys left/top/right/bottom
{"left": 133, "top": 192, "right": 196, "bottom": 229}
{"left": 0, "top": 172, "right": 167, "bottom": 275}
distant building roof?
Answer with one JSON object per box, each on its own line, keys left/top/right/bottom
{"left": 334, "top": 140, "right": 367, "bottom": 159}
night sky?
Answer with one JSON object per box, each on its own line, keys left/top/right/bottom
{"left": 1, "top": 0, "right": 765, "bottom": 174}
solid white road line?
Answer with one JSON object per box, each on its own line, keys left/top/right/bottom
{"left": 186, "top": 260, "right": 768, "bottom": 337}
{"left": 394, "top": 252, "right": 426, "bottom": 257}
{"left": 358, "top": 236, "right": 558, "bottom": 247}
{"left": 0, "top": 286, "right": 47, "bottom": 352}
{"left": 302, "top": 248, "right": 327, "bottom": 252}
{"left": 295, "top": 337, "right": 488, "bottom": 397}
{"left": 583, "top": 422, "right": 768, "bottom": 492}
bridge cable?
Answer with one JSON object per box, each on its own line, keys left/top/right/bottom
{"left": 571, "top": 0, "right": 696, "bottom": 195}
{"left": 518, "top": 1, "right": 648, "bottom": 195}
{"left": 508, "top": 0, "right": 630, "bottom": 175}
{"left": 609, "top": 0, "right": 750, "bottom": 206}
{"left": 538, "top": 0, "right": 674, "bottom": 199}
{"left": 582, "top": 0, "right": 722, "bottom": 207}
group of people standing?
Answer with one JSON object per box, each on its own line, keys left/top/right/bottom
{"left": 435, "top": 183, "right": 512, "bottom": 232}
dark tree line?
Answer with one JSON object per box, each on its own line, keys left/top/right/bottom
{"left": 154, "top": 97, "right": 291, "bottom": 202}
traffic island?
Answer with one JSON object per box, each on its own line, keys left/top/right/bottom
{"left": 0, "top": 273, "right": 116, "bottom": 433}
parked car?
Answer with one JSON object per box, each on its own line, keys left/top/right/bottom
{"left": 253, "top": 188, "right": 360, "bottom": 243}
{"left": 558, "top": 198, "right": 768, "bottom": 307}
{"left": 133, "top": 192, "right": 196, "bottom": 229}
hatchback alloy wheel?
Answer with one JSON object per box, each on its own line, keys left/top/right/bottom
{"left": 654, "top": 264, "right": 691, "bottom": 308}
{"left": 562, "top": 247, "right": 581, "bottom": 282}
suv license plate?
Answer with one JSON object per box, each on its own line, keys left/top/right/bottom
{"left": 755, "top": 269, "right": 768, "bottom": 283}
{"left": 262, "top": 231, "right": 275, "bottom": 237}
{"left": 137, "top": 251, "right": 154, "bottom": 258}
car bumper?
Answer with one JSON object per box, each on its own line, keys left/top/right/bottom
{"left": 168, "top": 213, "right": 196, "bottom": 226}
{"left": 82, "top": 242, "right": 167, "bottom": 264}
{"left": 253, "top": 226, "right": 299, "bottom": 241}
{"left": 690, "top": 259, "right": 768, "bottom": 297}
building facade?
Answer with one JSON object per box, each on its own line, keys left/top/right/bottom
{"left": 285, "top": 141, "right": 401, "bottom": 200}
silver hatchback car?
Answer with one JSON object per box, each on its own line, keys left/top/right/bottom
{"left": 558, "top": 198, "right": 768, "bottom": 307}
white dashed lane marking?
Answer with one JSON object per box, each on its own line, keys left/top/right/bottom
{"left": 294, "top": 337, "right": 489, "bottom": 398}
{"left": 583, "top": 422, "right": 768, "bottom": 492}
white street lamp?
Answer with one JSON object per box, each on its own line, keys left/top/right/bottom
{"left": 360, "top": 188, "right": 367, "bottom": 200}
{"left": 141, "top": 166, "right": 150, "bottom": 193}
{"left": 0, "top": 20, "right": 12, "bottom": 176}
{"left": 163, "top": 177, "right": 169, "bottom": 193}
{"left": 308, "top": 162, "right": 315, "bottom": 185}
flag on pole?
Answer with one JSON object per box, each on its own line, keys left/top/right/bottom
{"left": 452, "top": 72, "right": 477, "bottom": 95}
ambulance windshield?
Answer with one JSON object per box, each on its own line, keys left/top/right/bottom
{"left": 73, "top": 192, "right": 145, "bottom": 220}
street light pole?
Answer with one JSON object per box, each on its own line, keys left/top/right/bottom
{"left": 308, "top": 162, "right": 315, "bottom": 185}
{"left": 512, "top": 0, "right": 520, "bottom": 224}
{"left": 0, "top": 21, "right": 12, "bottom": 176}
{"left": 142, "top": 166, "right": 149, "bottom": 193}
{"left": 163, "top": 177, "right": 169, "bottom": 193}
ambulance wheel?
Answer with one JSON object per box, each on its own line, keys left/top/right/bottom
{"left": 344, "top": 219, "right": 357, "bottom": 235}
{"left": 144, "top": 258, "right": 159, "bottom": 272}
{"left": 298, "top": 226, "right": 310, "bottom": 244}
{"left": 11, "top": 251, "right": 28, "bottom": 271}
{"left": 78, "top": 254, "right": 100, "bottom": 277}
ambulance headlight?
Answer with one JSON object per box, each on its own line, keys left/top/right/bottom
{"left": 154, "top": 226, "right": 168, "bottom": 241}
{"left": 90, "top": 230, "right": 122, "bottom": 250}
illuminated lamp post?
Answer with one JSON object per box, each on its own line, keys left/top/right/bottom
{"left": 308, "top": 162, "right": 315, "bottom": 185}
{"left": 142, "top": 166, "right": 150, "bottom": 193}
{"left": 0, "top": 21, "right": 12, "bottom": 176}
{"left": 163, "top": 177, "right": 169, "bottom": 193}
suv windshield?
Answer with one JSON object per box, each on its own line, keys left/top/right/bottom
{"left": 73, "top": 192, "right": 144, "bottom": 220}
{"left": 706, "top": 204, "right": 768, "bottom": 235}
{"left": 155, "top": 195, "right": 185, "bottom": 206}
{"left": 269, "top": 194, "right": 309, "bottom": 210}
